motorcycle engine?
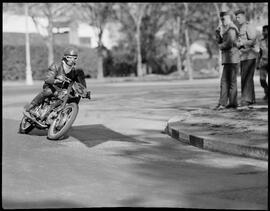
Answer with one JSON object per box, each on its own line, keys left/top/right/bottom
{"left": 39, "top": 104, "right": 50, "bottom": 119}
{"left": 57, "top": 89, "right": 68, "bottom": 100}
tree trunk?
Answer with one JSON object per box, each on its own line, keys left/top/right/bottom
{"left": 214, "top": 3, "right": 222, "bottom": 79}
{"left": 25, "top": 3, "right": 33, "bottom": 85}
{"left": 184, "top": 3, "right": 193, "bottom": 80}
{"left": 136, "top": 23, "right": 143, "bottom": 77}
{"left": 97, "top": 51, "right": 104, "bottom": 79}
{"left": 185, "top": 29, "right": 192, "bottom": 80}
{"left": 206, "top": 42, "right": 213, "bottom": 59}
{"left": 47, "top": 8, "right": 54, "bottom": 66}
{"left": 176, "top": 16, "right": 183, "bottom": 77}
{"left": 97, "top": 29, "right": 104, "bottom": 79}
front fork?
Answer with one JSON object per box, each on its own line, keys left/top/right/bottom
{"left": 51, "top": 83, "right": 74, "bottom": 129}
{"left": 54, "top": 103, "right": 72, "bottom": 129}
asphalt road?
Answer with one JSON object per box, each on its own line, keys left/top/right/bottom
{"left": 2, "top": 78, "right": 268, "bottom": 209}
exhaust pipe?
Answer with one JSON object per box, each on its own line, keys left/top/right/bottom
{"left": 23, "top": 111, "right": 47, "bottom": 128}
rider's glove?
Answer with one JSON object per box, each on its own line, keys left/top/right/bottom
{"left": 85, "top": 91, "right": 91, "bottom": 99}
{"left": 54, "top": 75, "right": 66, "bottom": 84}
{"left": 57, "top": 74, "right": 66, "bottom": 81}
{"left": 54, "top": 79, "right": 63, "bottom": 84}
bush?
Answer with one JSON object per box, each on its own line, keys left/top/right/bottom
{"left": 192, "top": 55, "right": 219, "bottom": 73}
{"left": 108, "top": 46, "right": 137, "bottom": 77}
{"left": 2, "top": 44, "right": 98, "bottom": 81}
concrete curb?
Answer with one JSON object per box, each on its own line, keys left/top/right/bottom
{"left": 165, "top": 122, "right": 268, "bottom": 161}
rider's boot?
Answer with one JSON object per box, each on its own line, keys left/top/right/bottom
{"left": 24, "top": 103, "right": 37, "bottom": 116}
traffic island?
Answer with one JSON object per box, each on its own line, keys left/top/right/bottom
{"left": 165, "top": 105, "right": 268, "bottom": 161}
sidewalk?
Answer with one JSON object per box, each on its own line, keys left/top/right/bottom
{"left": 165, "top": 99, "right": 268, "bottom": 161}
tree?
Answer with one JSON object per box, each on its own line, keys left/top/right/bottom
{"left": 3, "top": 3, "right": 33, "bottom": 84}
{"left": 179, "top": 3, "right": 228, "bottom": 78}
{"left": 183, "top": 3, "right": 193, "bottom": 80}
{"left": 28, "top": 3, "right": 72, "bottom": 66}
{"left": 24, "top": 3, "right": 33, "bottom": 85}
{"left": 75, "top": 3, "right": 115, "bottom": 79}
{"left": 213, "top": 3, "right": 223, "bottom": 78}
{"left": 141, "top": 3, "right": 173, "bottom": 75}
{"left": 123, "top": 3, "right": 148, "bottom": 77}
{"left": 168, "top": 3, "right": 186, "bottom": 76}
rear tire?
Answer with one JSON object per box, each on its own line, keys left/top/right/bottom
{"left": 19, "top": 116, "right": 35, "bottom": 134}
{"left": 47, "top": 103, "right": 78, "bottom": 140}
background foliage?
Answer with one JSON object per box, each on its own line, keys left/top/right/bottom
{"left": 2, "top": 2, "right": 268, "bottom": 80}
{"left": 3, "top": 45, "right": 98, "bottom": 80}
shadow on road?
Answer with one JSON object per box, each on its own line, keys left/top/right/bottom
{"left": 69, "top": 124, "right": 149, "bottom": 148}
{"left": 2, "top": 198, "right": 84, "bottom": 209}
{"left": 12, "top": 118, "right": 148, "bottom": 147}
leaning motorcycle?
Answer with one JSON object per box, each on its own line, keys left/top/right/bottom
{"left": 19, "top": 75, "right": 91, "bottom": 140}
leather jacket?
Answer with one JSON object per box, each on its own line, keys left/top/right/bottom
{"left": 44, "top": 60, "right": 87, "bottom": 88}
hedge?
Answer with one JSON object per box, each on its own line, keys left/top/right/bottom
{"left": 2, "top": 44, "right": 99, "bottom": 80}
{"left": 2, "top": 44, "right": 220, "bottom": 81}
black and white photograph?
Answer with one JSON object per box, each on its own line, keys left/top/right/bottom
{"left": 2, "top": 2, "right": 268, "bottom": 209}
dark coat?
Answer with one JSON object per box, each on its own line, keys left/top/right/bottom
{"left": 44, "top": 61, "right": 86, "bottom": 88}
{"left": 216, "top": 22, "right": 240, "bottom": 64}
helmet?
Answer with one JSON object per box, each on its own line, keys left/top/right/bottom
{"left": 63, "top": 47, "right": 78, "bottom": 66}
{"left": 63, "top": 47, "right": 78, "bottom": 57}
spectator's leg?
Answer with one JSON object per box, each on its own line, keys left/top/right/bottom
{"left": 219, "top": 64, "right": 229, "bottom": 106}
{"left": 240, "top": 59, "right": 256, "bottom": 105}
{"left": 260, "top": 66, "right": 268, "bottom": 99}
{"left": 228, "top": 63, "right": 238, "bottom": 107}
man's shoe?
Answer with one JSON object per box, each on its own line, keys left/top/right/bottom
{"left": 239, "top": 101, "right": 253, "bottom": 107}
{"left": 225, "top": 104, "right": 238, "bottom": 109}
{"left": 237, "top": 102, "right": 251, "bottom": 110}
{"left": 24, "top": 103, "right": 35, "bottom": 112}
{"left": 24, "top": 103, "right": 38, "bottom": 117}
{"left": 214, "top": 104, "right": 226, "bottom": 110}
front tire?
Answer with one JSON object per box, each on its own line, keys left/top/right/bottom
{"left": 19, "top": 116, "right": 35, "bottom": 134}
{"left": 47, "top": 103, "right": 78, "bottom": 140}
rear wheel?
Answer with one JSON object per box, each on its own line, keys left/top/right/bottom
{"left": 19, "top": 116, "right": 35, "bottom": 134}
{"left": 47, "top": 103, "right": 78, "bottom": 140}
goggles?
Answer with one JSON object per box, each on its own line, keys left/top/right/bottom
{"left": 65, "top": 55, "right": 78, "bottom": 61}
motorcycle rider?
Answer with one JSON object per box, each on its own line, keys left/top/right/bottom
{"left": 24, "top": 46, "right": 90, "bottom": 115}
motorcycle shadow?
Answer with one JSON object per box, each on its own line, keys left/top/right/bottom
{"left": 27, "top": 128, "right": 69, "bottom": 141}
{"left": 26, "top": 124, "right": 147, "bottom": 146}
{"left": 69, "top": 124, "right": 147, "bottom": 148}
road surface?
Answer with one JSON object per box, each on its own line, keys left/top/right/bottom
{"left": 2, "top": 78, "right": 268, "bottom": 208}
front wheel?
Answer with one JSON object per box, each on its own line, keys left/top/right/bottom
{"left": 47, "top": 103, "right": 78, "bottom": 140}
{"left": 19, "top": 116, "right": 35, "bottom": 134}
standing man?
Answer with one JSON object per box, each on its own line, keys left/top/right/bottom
{"left": 214, "top": 11, "right": 240, "bottom": 110}
{"left": 235, "top": 9, "right": 258, "bottom": 107}
{"left": 257, "top": 25, "right": 268, "bottom": 100}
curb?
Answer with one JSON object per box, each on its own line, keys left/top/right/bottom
{"left": 165, "top": 122, "right": 268, "bottom": 161}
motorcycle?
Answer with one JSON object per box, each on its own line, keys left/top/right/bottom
{"left": 19, "top": 75, "right": 91, "bottom": 140}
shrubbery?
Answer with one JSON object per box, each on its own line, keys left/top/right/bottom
{"left": 2, "top": 44, "right": 98, "bottom": 80}
{"left": 2, "top": 43, "right": 219, "bottom": 81}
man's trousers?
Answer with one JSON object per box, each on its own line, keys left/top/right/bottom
{"left": 240, "top": 59, "right": 256, "bottom": 104}
{"left": 260, "top": 64, "right": 268, "bottom": 97}
{"left": 219, "top": 63, "right": 238, "bottom": 107}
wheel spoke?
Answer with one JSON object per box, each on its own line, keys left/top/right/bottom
{"left": 48, "top": 103, "right": 78, "bottom": 139}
